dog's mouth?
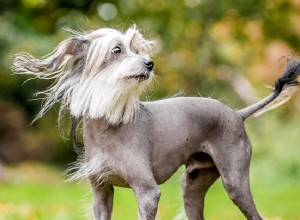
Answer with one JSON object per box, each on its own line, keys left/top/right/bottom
{"left": 126, "top": 73, "right": 151, "bottom": 82}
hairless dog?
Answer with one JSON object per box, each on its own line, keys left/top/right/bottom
{"left": 12, "top": 26, "right": 300, "bottom": 220}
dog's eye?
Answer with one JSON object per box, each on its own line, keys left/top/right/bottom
{"left": 112, "top": 46, "right": 122, "bottom": 54}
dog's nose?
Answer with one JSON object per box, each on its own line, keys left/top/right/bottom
{"left": 144, "top": 60, "right": 154, "bottom": 71}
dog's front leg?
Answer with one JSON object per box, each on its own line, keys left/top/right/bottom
{"left": 90, "top": 183, "right": 114, "bottom": 220}
{"left": 131, "top": 179, "right": 161, "bottom": 220}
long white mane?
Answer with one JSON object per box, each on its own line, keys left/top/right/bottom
{"left": 12, "top": 26, "right": 154, "bottom": 125}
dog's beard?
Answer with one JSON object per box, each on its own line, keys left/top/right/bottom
{"left": 70, "top": 58, "right": 153, "bottom": 125}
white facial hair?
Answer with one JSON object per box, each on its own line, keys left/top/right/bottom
{"left": 12, "top": 26, "right": 154, "bottom": 125}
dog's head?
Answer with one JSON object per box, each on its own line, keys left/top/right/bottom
{"left": 83, "top": 26, "right": 154, "bottom": 83}
{"left": 12, "top": 26, "right": 155, "bottom": 125}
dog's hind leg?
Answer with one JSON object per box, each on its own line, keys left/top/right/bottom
{"left": 182, "top": 153, "right": 219, "bottom": 220}
{"left": 211, "top": 139, "right": 263, "bottom": 220}
{"left": 90, "top": 183, "right": 114, "bottom": 220}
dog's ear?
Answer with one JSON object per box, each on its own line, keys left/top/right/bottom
{"left": 48, "top": 37, "right": 90, "bottom": 70}
{"left": 127, "top": 25, "right": 154, "bottom": 55}
{"left": 12, "top": 37, "right": 90, "bottom": 75}
{"left": 11, "top": 36, "right": 92, "bottom": 123}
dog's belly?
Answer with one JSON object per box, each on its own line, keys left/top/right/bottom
{"left": 105, "top": 174, "right": 130, "bottom": 188}
{"left": 151, "top": 144, "right": 210, "bottom": 184}
{"left": 152, "top": 149, "right": 216, "bottom": 185}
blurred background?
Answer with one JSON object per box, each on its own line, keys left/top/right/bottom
{"left": 0, "top": 0, "right": 300, "bottom": 219}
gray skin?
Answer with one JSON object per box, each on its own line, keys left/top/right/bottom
{"left": 83, "top": 97, "right": 261, "bottom": 220}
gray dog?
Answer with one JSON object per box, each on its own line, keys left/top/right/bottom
{"left": 12, "top": 26, "right": 300, "bottom": 220}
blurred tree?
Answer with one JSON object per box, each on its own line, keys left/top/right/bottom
{"left": 0, "top": 101, "right": 27, "bottom": 163}
{"left": 0, "top": 0, "right": 300, "bottom": 165}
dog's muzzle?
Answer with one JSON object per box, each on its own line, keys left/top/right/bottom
{"left": 126, "top": 59, "right": 154, "bottom": 82}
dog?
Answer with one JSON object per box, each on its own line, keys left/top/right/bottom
{"left": 12, "top": 26, "right": 300, "bottom": 220}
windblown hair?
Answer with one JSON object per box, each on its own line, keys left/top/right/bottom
{"left": 12, "top": 26, "right": 154, "bottom": 125}
{"left": 65, "top": 152, "right": 111, "bottom": 186}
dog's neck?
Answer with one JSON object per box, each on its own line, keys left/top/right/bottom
{"left": 101, "top": 93, "right": 140, "bottom": 125}
{"left": 70, "top": 80, "right": 141, "bottom": 125}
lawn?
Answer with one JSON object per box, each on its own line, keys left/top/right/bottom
{"left": 0, "top": 162, "right": 300, "bottom": 220}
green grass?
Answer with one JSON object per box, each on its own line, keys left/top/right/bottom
{"left": 1, "top": 162, "right": 300, "bottom": 220}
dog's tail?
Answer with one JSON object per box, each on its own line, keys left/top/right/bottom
{"left": 238, "top": 57, "right": 300, "bottom": 121}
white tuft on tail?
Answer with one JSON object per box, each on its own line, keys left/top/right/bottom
{"left": 238, "top": 56, "right": 300, "bottom": 120}
{"left": 253, "top": 84, "right": 299, "bottom": 117}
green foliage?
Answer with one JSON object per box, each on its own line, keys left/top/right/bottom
{"left": 1, "top": 163, "right": 300, "bottom": 219}
{"left": 0, "top": 0, "right": 300, "bottom": 177}
{"left": 246, "top": 112, "right": 300, "bottom": 181}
